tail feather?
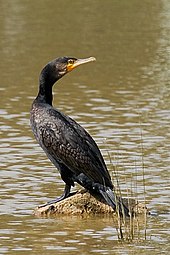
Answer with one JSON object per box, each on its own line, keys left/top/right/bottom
{"left": 99, "top": 187, "right": 130, "bottom": 217}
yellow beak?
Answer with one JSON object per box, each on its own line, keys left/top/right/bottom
{"left": 67, "top": 57, "right": 96, "bottom": 72}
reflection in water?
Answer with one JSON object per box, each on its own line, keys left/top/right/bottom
{"left": 0, "top": 0, "right": 169, "bottom": 254}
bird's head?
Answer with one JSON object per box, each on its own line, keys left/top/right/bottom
{"left": 40, "top": 56, "right": 96, "bottom": 86}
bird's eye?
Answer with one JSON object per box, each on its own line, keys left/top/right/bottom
{"left": 68, "top": 59, "right": 75, "bottom": 65}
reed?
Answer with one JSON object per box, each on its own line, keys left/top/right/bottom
{"left": 105, "top": 138, "right": 147, "bottom": 241}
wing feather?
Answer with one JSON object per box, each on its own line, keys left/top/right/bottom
{"left": 36, "top": 107, "right": 113, "bottom": 188}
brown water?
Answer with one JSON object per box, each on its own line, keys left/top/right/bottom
{"left": 0, "top": 0, "right": 170, "bottom": 254}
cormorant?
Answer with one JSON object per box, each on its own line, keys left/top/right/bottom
{"left": 30, "top": 56, "right": 129, "bottom": 217}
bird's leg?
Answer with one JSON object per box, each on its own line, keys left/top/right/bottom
{"left": 38, "top": 184, "right": 72, "bottom": 208}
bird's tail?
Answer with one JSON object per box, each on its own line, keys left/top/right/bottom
{"left": 99, "top": 187, "right": 130, "bottom": 217}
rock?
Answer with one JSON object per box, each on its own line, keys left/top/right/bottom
{"left": 34, "top": 189, "right": 148, "bottom": 217}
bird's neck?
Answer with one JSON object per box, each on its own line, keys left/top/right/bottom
{"left": 35, "top": 70, "right": 56, "bottom": 106}
{"left": 36, "top": 80, "right": 53, "bottom": 105}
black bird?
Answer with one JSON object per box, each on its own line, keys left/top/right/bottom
{"left": 30, "top": 56, "right": 129, "bottom": 216}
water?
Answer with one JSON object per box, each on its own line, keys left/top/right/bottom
{"left": 0, "top": 0, "right": 170, "bottom": 254}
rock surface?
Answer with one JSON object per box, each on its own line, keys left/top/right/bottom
{"left": 34, "top": 189, "right": 148, "bottom": 217}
